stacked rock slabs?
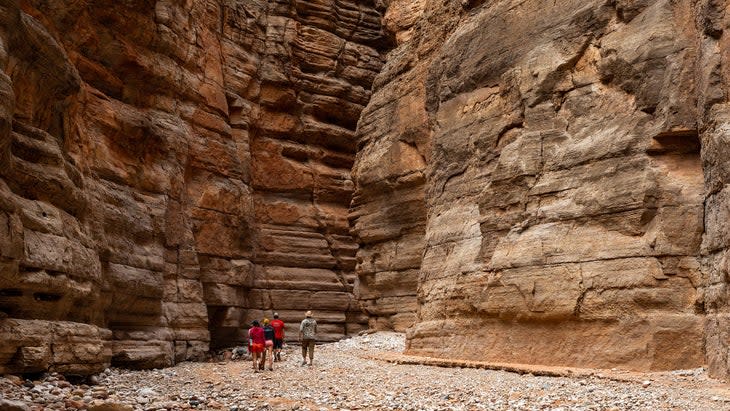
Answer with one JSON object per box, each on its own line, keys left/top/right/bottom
{"left": 0, "top": 0, "right": 389, "bottom": 374}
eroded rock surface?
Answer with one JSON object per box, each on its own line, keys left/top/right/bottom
{"left": 3, "top": 0, "right": 730, "bottom": 381}
{"left": 0, "top": 0, "right": 387, "bottom": 374}
{"left": 350, "top": 0, "right": 730, "bottom": 378}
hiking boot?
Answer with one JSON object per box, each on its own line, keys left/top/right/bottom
{"left": 301, "top": 360, "right": 307, "bottom": 366}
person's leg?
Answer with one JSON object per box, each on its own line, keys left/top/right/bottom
{"left": 267, "top": 346, "right": 273, "bottom": 370}
{"left": 274, "top": 339, "right": 282, "bottom": 361}
{"left": 301, "top": 342, "right": 307, "bottom": 365}
{"left": 252, "top": 352, "right": 258, "bottom": 371}
{"left": 308, "top": 339, "right": 314, "bottom": 365}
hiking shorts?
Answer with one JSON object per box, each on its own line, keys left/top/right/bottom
{"left": 274, "top": 338, "right": 283, "bottom": 349}
{"left": 250, "top": 343, "right": 264, "bottom": 354}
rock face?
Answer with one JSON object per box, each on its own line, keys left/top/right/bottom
{"left": 3, "top": 0, "right": 730, "bottom": 381}
{"left": 0, "top": 0, "right": 387, "bottom": 374}
{"left": 351, "top": 0, "right": 730, "bottom": 378}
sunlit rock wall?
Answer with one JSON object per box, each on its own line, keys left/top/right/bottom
{"left": 0, "top": 0, "right": 387, "bottom": 374}
{"left": 351, "top": 0, "right": 730, "bottom": 377}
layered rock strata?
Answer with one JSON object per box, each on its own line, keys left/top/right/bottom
{"left": 349, "top": 0, "right": 428, "bottom": 332}
{"left": 0, "top": 0, "right": 386, "bottom": 374}
{"left": 351, "top": 0, "right": 730, "bottom": 378}
{"left": 4, "top": 0, "right": 730, "bottom": 381}
{"left": 699, "top": 0, "right": 730, "bottom": 380}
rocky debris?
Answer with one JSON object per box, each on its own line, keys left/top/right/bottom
{"left": 331, "top": 331, "right": 406, "bottom": 352}
{"left": 0, "top": 333, "right": 727, "bottom": 411}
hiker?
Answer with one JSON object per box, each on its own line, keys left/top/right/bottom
{"left": 262, "top": 318, "right": 275, "bottom": 371}
{"left": 248, "top": 320, "right": 265, "bottom": 372}
{"left": 270, "top": 312, "right": 285, "bottom": 361}
{"left": 299, "top": 310, "right": 317, "bottom": 366}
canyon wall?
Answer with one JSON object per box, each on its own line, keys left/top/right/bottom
{"left": 0, "top": 0, "right": 387, "bottom": 375}
{"left": 3, "top": 0, "right": 730, "bottom": 380}
{"left": 351, "top": 0, "right": 730, "bottom": 378}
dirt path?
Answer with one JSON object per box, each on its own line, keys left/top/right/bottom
{"left": 1, "top": 332, "right": 729, "bottom": 410}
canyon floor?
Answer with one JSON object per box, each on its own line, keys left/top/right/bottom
{"left": 2, "top": 332, "right": 730, "bottom": 411}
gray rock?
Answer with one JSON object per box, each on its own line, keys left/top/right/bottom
{"left": 0, "top": 399, "right": 30, "bottom": 411}
{"left": 86, "top": 402, "right": 134, "bottom": 411}
{"left": 136, "top": 387, "right": 157, "bottom": 397}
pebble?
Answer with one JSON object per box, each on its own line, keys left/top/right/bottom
{"left": 0, "top": 332, "right": 728, "bottom": 410}
{"left": 64, "top": 399, "right": 85, "bottom": 409}
{"left": 136, "top": 387, "right": 157, "bottom": 397}
{"left": 0, "top": 398, "right": 31, "bottom": 411}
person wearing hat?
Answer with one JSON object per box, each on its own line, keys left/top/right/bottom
{"left": 299, "top": 311, "right": 317, "bottom": 366}
{"left": 270, "top": 312, "right": 285, "bottom": 362}
{"left": 261, "top": 318, "right": 275, "bottom": 371}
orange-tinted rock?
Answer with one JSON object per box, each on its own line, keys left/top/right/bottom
{"left": 0, "top": 0, "right": 387, "bottom": 373}
{"left": 6, "top": 0, "right": 730, "bottom": 382}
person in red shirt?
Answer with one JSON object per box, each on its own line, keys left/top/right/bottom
{"left": 270, "top": 312, "right": 285, "bottom": 362}
{"left": 248, "top": 320, "right": 265, "bottom": 372}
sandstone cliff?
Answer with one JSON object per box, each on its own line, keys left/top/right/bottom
{"left": 3, "top": 0, "right": 730, "bottom": 382}
{"left": 0, "top": 0, "right": 387, "bottom": 374}
{"left": 351, "top": 0, "right": 730, "bottom": 378}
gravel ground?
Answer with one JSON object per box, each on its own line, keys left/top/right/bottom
{"left": 2, "top": 332, "right": 730, "bottom": 410}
